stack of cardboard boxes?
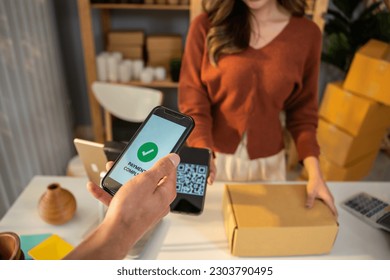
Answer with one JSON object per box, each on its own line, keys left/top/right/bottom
{"left": 146, "top": 35, "right": 182, "bottom": 72}
{"left": 315, "top": 39, "right": 390, "bottom": 181}
{"left": 107, "top": 31, "right": 144, "bottom": 60}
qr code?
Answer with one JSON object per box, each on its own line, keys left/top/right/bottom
{"left": 176, "top": 163, "right": 208, "bottom": 196}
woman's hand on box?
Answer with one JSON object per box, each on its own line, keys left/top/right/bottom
{"left": 304, "top": 156, "right": 338, "bottom": 217}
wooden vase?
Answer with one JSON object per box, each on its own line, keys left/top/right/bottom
{"left": 0, "top": 232, "right": 25, "bottom": 260}
{"left": 38, "top": 183, "right": 77, "bottom": 225}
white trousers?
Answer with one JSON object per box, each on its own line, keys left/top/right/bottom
{"left": 215, "top": 133, "right": 286, "bottom": 182}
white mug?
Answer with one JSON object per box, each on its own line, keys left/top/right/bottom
{"left": 107, "top": 54, "right": 119, "bottom": 83}
{"left": 96, "top": 52, "right": 109, "bottom": 82}
{"left": 140, "top": 67, "right": 154, "bottom": 84}
{"left": 154, "top": 66, "right": 166, "bottom": 81}
{"left": 123, "top": 60, "right": 133, "bottom": 81}
{"left": 111, "top": 51, "right": 123, "bottom": 62}
{"left": 119, "top": 61, "right": 131, "bottom": 83}
{"left": 132, "top": 59, "right": 144, "bottom": 80}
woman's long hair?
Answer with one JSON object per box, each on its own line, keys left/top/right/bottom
{"left": 203, "top": 0, "right": 307, "bottom": 65}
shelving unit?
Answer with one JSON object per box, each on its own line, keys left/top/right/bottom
{"left": 77, "top": 0, "right": 201, "bottom": 142}
{"left": 306, "top": 0, "right": 330, "bottom": 32}
{"left": 118, "top": 79, "right": 178, "bottom": 88}
{"left": 91, "top": 3, "right": 190, "bottom": 10}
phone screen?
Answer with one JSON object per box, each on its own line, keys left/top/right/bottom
{"left": 102, "top": 107, "right": 194, "bottom": 195}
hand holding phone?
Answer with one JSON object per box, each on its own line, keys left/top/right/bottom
{"left": 101, "top": 106, "right": 194, "bottom": 196}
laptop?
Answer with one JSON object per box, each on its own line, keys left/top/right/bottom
{"left": 73, "top": 138, "right": 159, "bottom": 258}
{"left": 341, "top": 192, "right": 390, "bottom": 232}
{"left": 73, "top": 138, "right": 108, "bottom": 186}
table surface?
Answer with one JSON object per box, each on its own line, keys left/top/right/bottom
{"left": 1, "top": 176, "right": 389, "bottom": 260}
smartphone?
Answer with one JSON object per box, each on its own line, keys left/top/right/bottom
{"left": 101, "top": 106, "right": 194, "bottom": 196}
{"left": 170, "top": 146, "right": 211, "bottom": 215}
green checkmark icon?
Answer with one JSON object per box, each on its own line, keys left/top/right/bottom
{"left": 137, "top": 142, "right": 158, "bottom": 162}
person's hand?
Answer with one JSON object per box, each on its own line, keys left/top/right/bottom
{"left": 64, "top": 153, "right": 180, "bottom": 260}
{"left": 305, "top": 174, "right": 338, "bottom": 216}
{"left": 86, "top": 161, "right": 115, "bottom": 207}
{"left": 103, "top": 153, "right": 180, "bottom": 243}
{"left": 303, "top": 156, "right": 338, "bottom": 217}
{"left": 207, "top": 157, "right": 217, "bottom": 185}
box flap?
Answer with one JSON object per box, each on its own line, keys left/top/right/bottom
{"left": 225, "top": 184, "right": 337, "bottom": 228}
{"left": 222, "top": 185, "right": 238, "bottom": 253}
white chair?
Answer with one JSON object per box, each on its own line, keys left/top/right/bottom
{"left": 92, "top": 81, "right": 163, "bottom": 141}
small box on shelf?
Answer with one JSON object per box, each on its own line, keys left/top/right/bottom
{"left": 146, "top": 34, "right": 182, "bottom": 74}
{"left": 108, "top": 30, "right": 145, "bottom": 47}
{"left": 146, "top": 35, "right": 182, "bottom": 51}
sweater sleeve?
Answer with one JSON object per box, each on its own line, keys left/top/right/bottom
{"left": 284, "top": 26, "right": 321, "bottom": 161}
{"left": 178, "top": 14, "right": 214, "bottom": 149}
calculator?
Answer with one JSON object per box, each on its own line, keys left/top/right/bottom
{"left": 341, "top": 192, "right": 390, "bottom": 232}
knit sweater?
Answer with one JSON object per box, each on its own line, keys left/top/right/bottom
{"left": 178, "top": 13, "right": 321, "bottom": 161}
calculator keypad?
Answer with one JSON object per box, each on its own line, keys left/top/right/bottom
{"left": 345, "top": 193, "right": 388, "bottom": 218}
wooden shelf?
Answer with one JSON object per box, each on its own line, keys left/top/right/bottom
{"left": 110, "top": 79, "right": 178, "bottom": 89}
{"left": 91, "top": 3, "right": 190, "bottom": 11}
{"left": 78, "top": 0, "right": 202, "bottom": 141}
{"left": 305, "top": 9, "right": 314, "bottom": 16}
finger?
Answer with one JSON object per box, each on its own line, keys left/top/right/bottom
{"left": 207, "top": 170, "right": 215, "bottom": 185}
{"left": 145, "top": 154, "right": 180, "bottom": 186}
{"left": 305, "top": 191, "right": 316, "bottom": 209}
{"left": 207, "top": 159, "right": 216, "bottom": 185}
{"left": 87, "top": 181, "right": 112, "bottom": 206}
{"left": 321, "top": 195, "right": 339, "bottom": 217}
{"left": 106, "top": 161, "right": 114, "bottom": 171}
{"left": 326, "top": 200, "right": 338, "bottom": 217}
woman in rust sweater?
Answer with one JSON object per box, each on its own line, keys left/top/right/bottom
{"left": 178, "top": 0, "right": 337, "bottom": 215}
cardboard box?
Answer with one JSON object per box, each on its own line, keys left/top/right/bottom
{"left": 148, "top": 50, "right": 182, "bottom": 69}
{"left": 108, "top": 31, "right": 145, "bottom": 46}
{"left": 318, "top": 151, "right": 377, "bottom": 181}
{"left": 223, "top": 184, "right": 338, "bottom": 257}
{"left": 146, "top": 35, "right": 182, "bottom": 52}
{"left": 107, "top": 45, "right": 143, "bottom": 59}
{"left": 319, "top": 82, "right": 390, "bottom": 136}
{"left": 344, "top": 39, "right": 390, "bottom": 106}
{"left": 317, "top": 118, "right": 385, "bottom": 166}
